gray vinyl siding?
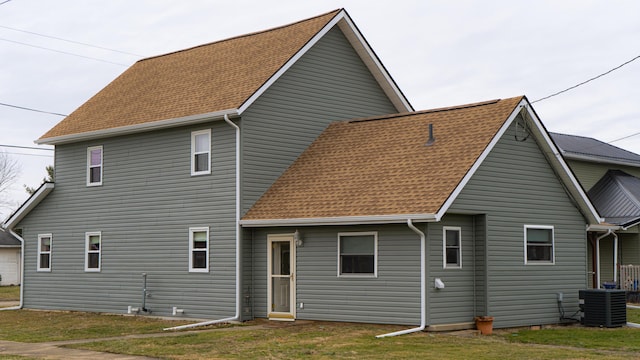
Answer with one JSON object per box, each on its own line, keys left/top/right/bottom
{"left": 448, "top": 119, "right": 588, "bottom": 329}
{"left": 566, "top": 159, "right": 640, "bottom": 191}
{"left": 251, "top": 225, "right": 422, "bottom": 325}
{"left": 426, "top": 215, "right": 477, "bottom": 325}
{"left": 17, "top": 121, "right": 238, "bottom": 319}
{"left": 241, "top": 26, "right": 398, "bottom": 215}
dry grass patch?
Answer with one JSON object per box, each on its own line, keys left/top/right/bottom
{"left": 0, "top": 285, "right": 20, "bottom": 301}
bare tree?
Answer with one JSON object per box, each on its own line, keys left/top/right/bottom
{"left": 0, "top": 151, "right": 20, "bottom": 207}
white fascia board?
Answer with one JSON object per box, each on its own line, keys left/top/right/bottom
{"left": 240, "top": 213, "right": 438, "bottom": 227}
{"left": 237, "top": 10, "right": 412, "bottom": 115}
{"left": 521, "top": 100, "right": 604, "bottom": 225}
{"left": 2, "top": 182, "right": 54, "bottom": 229}
{"left": 36, "top": 109, "right": 239, "bottom": 145}
{"left": 587, "top": 223, "right": 621, "bottom": 232}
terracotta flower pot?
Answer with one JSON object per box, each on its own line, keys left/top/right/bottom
{"left": 475, "top": 316, "right": 494, "bottom": 335}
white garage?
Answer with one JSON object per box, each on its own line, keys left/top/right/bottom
{"left": 0, "top": 228, "right": 20, "bottom": 286}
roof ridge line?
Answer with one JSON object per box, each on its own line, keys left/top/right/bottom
{"left": 347, "top": 98, "right": 503, "bottom": 124}
{"left": 138, "top": 9, "right": 343, "bottom": 63}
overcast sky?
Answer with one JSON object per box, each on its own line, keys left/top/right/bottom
{"left": 1, "top": 0, "right": 639, "bottom": 219}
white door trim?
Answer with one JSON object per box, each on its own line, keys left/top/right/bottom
{"left": 267, "top": 233, "right": 296, "bottom": 320}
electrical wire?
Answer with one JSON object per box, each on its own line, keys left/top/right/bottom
{"left": 1, "top": 151, "right": 53, "bottom": 158}
{"left": 0, "top": 102, "right": 67, "bottom": 116}
{"left": 0, "top": 144, "right": 53, "bottom": 151}
{"left": 0, "top": 37, "right": 129, "bottom": 66}
{"left": 0, "top": 0, "right": 12, "bottom": 5}
{"left": 532, "top": 55, "right": 640, "bottom": 104}
{"left": 608, "top": 131, "right": 640, "bottom": 145}
{"left": 0, "top": 24, "right": 143, "bottom": 57}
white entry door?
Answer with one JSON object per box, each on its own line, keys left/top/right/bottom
{"left": 267, "top": 234, "right": 295, "bottom": 320}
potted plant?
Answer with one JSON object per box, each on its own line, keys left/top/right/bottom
{"left": 474, "top": 316, "right": 494, "bottom": 335}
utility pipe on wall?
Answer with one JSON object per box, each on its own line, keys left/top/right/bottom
{"left": 165, "top": 113, "right": 241, "bottom": 331}
{"left": 376, "top": 219, "right": 426, "bottom": 338}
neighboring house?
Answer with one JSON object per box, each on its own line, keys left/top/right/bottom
{"left": 0, "top": 228, "right": 21, "bottom": 286}
{"left": 1, "top": 9, "right": 606, "bottom": 331}
{"left": 241, "top": 97, "right": 602, "bottom": 329}
{"left": 551, "top": 132, "right": 640, "bottom": 289}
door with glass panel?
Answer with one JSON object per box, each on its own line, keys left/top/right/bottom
{"left": 267, "top": 234, "right": 295, "bottom": 320}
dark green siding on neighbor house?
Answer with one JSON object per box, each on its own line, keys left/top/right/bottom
{"left": 448, "top": 118, "right": 588, "bottom": 328}
{"left": 18, "top": 122, "right": 238, "bottom": 318}
{"left": 567, "top": 159, "right": 640, "bottom": 191}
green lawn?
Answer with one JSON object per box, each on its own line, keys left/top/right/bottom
{"left": 0, "top": 285, "right": 20, "bottom": 301}
{"left": 0, "top": 308, "right": 637, "bottom": 359}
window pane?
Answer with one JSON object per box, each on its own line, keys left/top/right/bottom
{"left": 90, "top": 149, "right": 102, "bottom": 166}
{"left": 88, "top": 253, "right": 100, "bottom": 268}
{"left": 40, "top": 254, "right": 50, "bottom": 269}
{"left": 192, "top": 251, "right": 207, "bottom": 268}
{"left": 340, "top": 235, "right": 374, "bottom": 254}
{"left": 446, "top": 230, "right": 459, "bottom": 247}
{"left": 195, "top": 133, "right": 209, "bottom": 153}
{"left": 341, "top": 255, "right": 374, "bottom": 274}
{"left": 527, "top": 244, "right": 552, "bottom": 261}
{"left": 527, "top": 228, "right": 551, "bottom": 243}
{"left": 40, "top": 237, "right": 51, "bottom": 252}
{"left": 89, "top": 235, "right": 100, "bottom": 250}
{"left": 446, "top": 248, "right": 459, "bottom": 265}
{"left": 90, "top": 167, "right": 101, "bottom": 183}
{"left": 195, "top": 153, "right": 209, "bottom": 172}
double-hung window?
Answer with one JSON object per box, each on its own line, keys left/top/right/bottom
{"left": 85, "top": 232, "right": 102, "bottom": 271}
{"left": 191, "top": 129, "right": 211, "bottom": 175}
{"left": 37, "top": 234, "right": 52, "bottom": 271}
{"left": 87, "top": 146, "right": 103, "bottom": 186}
{"left": 525, "top": 225, "right": 554, "bottom": 264}
{"left": 338, "top": 232, "right": 377, "bottom": 277}
{"left": 189, "top": 227, "right": 209, "bottom": 272}
{"left": 443, "top": 227, "right": 462, "bottom": 268}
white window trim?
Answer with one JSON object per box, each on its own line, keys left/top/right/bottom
{"left": 87, "top": 145, "right": 103, "bottom": 186}
{"left": 191, "top": 129, "right": 211, "bottom": 176}
{"left": 85, "top": 231, "right": 102, "bottom": 272}
{"left": 443, "top": 226, "right": 462, "bottom": 269}
{"left": 337, "top": 231, "right": 378, "bottom": 278}
{"left": 189, "top": 227, "right": 210, "bottom": 273}
{"left": 524, "top": 225, "right": 555, "bottom": 265}
{"left": 37, "top": 233, "right": 52, "bottom": 272}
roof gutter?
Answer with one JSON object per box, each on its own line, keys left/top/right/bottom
{"left": 240, "top": 213, "right": 438, "bottom": 227}
{"left": 376, "top": 219, "right": 426, "bottom": 337}
{"left": 36, "top": 109, "right": 239, "bottom": 145}
{"left": 164, "top": 113, "right": 241, "bottom": 331}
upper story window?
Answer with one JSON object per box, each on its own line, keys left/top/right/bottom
{"left": 189, "top": 227, "right": 209, "bottom": 272}
{"left": 525, "top": 225, "right": 554, "bottom": 264}
{"left": 37, "top": 234, "right": 52, "bottom": 272}
{"left": 87, "top": 146, "right": 103, "bottom": 186}
{"left": 338, "top": 232, "right": 377, "bottom": 277}
{"left": 191, "top": 129, "right": 211, "bottom": 176}
{"left": 443, "top": 227, "right": 462, "bottom": 269}
{"left": 85, "top": 231, "right": 102, "bottom": 272}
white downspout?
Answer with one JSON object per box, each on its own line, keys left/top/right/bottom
{"left": 165, "top": 113, "right": 241, "bottom": 331}
{"left": 0, "top": 229, "right": 24, "bottom": 311}
{"left": 595, "top": 230, "right": 612, "bottom": 289}
{"left": 613, "top": 232, "right": 619, "bottom": 286}
{"left": 376, "top": 219, "right": 426, "bottom": 337}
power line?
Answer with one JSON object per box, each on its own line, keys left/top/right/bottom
{"left": 0, "top": 37, "right": 129, "bottom": 66}
{"left": 0, "top": 102, "right": 67, "bottom": 116}
{"left": 1, "top": 151, "right": 53, "bottom": 158}
{"left": 0, "top": 0, "right": 12, "bottom": 5}
{"left": 608, "top": 131, "right": 640, "bottom": 145}
{"left": 0, "top": 144, "right": 53, "bottom": 151}
{"left": 532, "top": 54, "right": 640, "bottom": 104}
{"left": 0, "top": 24, "right": 143, "bottom": 57}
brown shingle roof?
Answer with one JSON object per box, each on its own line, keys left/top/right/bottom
{"left": 243, "top": 96, "right": 524, "bottom": 221}
{"left": 39, "top": 9, "right": 342, "bottom": 141}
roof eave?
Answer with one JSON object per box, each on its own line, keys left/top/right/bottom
{"left": 3, "top": 182, "right": 54, "bottom": 229}
{"left": 240, "top": 213, "right": 439, "bottom": 227}
{"left": 36, "top": 109, "right": 240, "bottom": 145}
{"left": 562, "top": 152, "right": 640, "bottom": 168}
